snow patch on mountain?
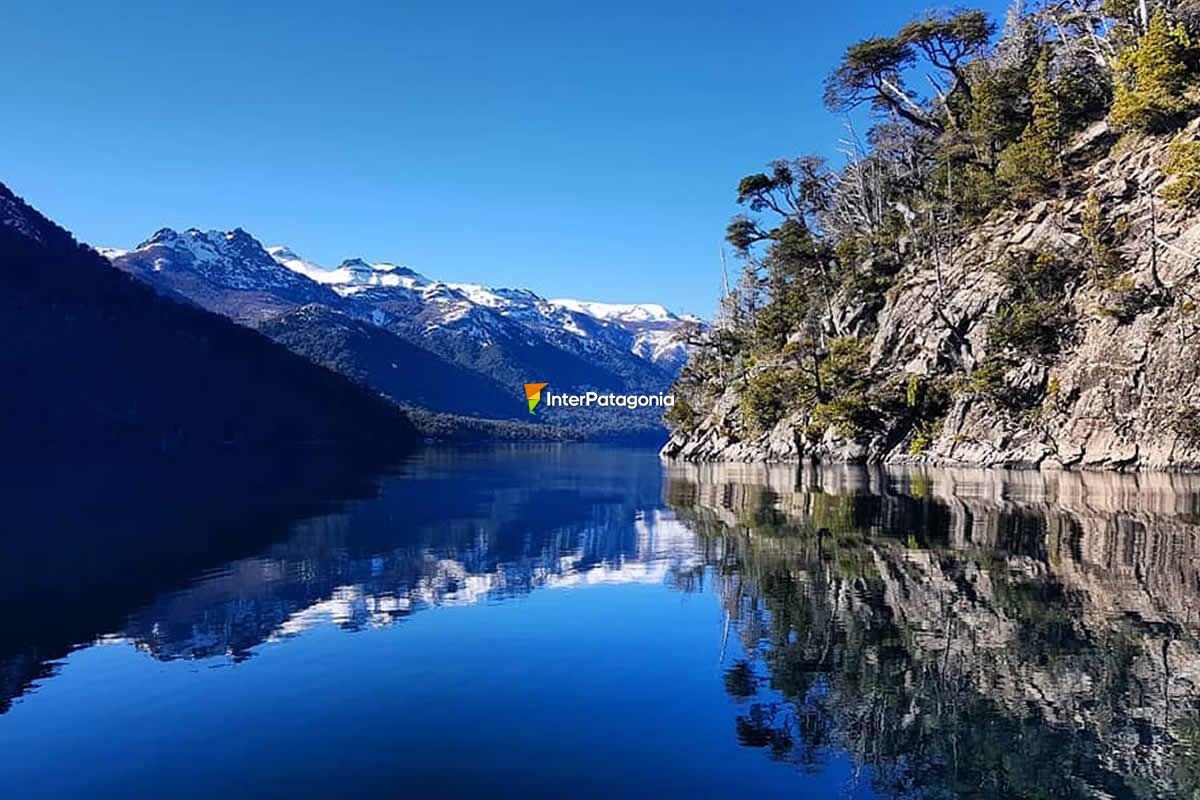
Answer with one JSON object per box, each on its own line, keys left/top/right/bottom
{"left": 268, "top": 246, "right": 428, "bottom": 291}
{"left": 547, "top": 299, "right": 675, "bottom": 323}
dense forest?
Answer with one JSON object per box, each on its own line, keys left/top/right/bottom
{"left": 666, "top": 0, "right": 1200, "bottom": 467}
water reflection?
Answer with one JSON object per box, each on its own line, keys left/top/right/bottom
{"left": 2, "top": 446, "right": 697, "bottom": 681}
{"left": 664, "top": 461, "right": 1200, "bottom": 799}
{"left": 6, "top": 451, "right": 1200, "bottom": 798}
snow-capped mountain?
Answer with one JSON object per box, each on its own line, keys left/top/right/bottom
{"left": 263, "top": 245, "right": 696, "bottom": 371}
{"left": 115, "top": 228, "right": 347, "bottom": 324}
{"left": 107, "top": 227, "right": 698, "bottom": 436}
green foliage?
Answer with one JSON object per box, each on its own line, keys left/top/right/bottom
{"left": 806, "top": 337, "right": 876, "bottom": 439}
{"left": 1163, "top": 136, "right": 1200, "bottom": 207}
{"left": 998, "top": 250, "right": 1077, "bottom": 299}
{"left": 404, "top": 408, "right": 580, "bottom": 443}
{"left": 929, "top": 155, "right": 1003, "bottom": 219}
{"left": 1043, "top": 374, "right": 1063, "bottom": 413}
{"left": 735, "top": 157, "right": 831, "bottom": 220}
{"left": 969, "top": 358, "right": 1005, "bottom": 394}
{"left": 996, "top": 50, "right": 1062, "bottom": 202}
{"left": 1111, "top": 9, "right": 1194, "bottom": 132}
{"left": 991, "top": 299, "right": 1074, "bottom": 354}
{"left": 819, "top": 336, "right": 870, "bottom": 395}
{"left": 1054, "top": 53, "right": 1114, "bottom": 130}
{"left": 824, "top": 36, "right": 922, "bottom": 121}
{"left": 741, "top": 368, "right": 804, "bottom": 434}
{"left": 836, "top": 234, "right": 901, "bottom": 306}
{"left": 1080, "top": 191, "right": 1128, "bottom": 278}
{"left": 826, "top": 10, "right": 993, "bottom": 134}
{"left": 902, "top": 374, "right": 952, "bottom": 453}
{"left": 898, "top": 10, "right": 994, "bottom": 56}
{"left": 909, "top": 420, "right": 937, "bottom": 454}
{"left": 967, "top": 64, "right": 1034, "bottom": 168}
{"left": 899, "top": 10, "right": 995, "bottom": 130}
{"left": 808, "top": 394, "right": 873, "bottom": 439}
{"left": 991, "top": 252, "right": 1078, "bottom": 356}
{"left": 970, "top": 354, "right": 1049, "bottom": 410}
{"left": 664, "top": 396, "right": 698, "bottom": 432}
{"left": 1096, "top": 273, "right": 1157, "bottom": 323}
{"left": 724, "top": 157, "right": 839, "bottom": 358}
{"left": 906, "top": 373, "right": 923, "bottom": 407}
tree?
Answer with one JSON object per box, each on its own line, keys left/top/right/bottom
{"left": 825, "top": 10, "right": 996, "bottom": 134}
{"left": 1111, "top": 8, "right": 1194, "bottom": 132}
{"left": 735, "top": 157, "right": 832, "bottom": 228}
{"left": 899, "top": 10, "right": 996, "bottom": 127}
{"left": 1163, "top": 135, "right": 1200, "bottom": 206}
{"left": 824, "top": 37, "right": 941, "bottom": 132}
{"left": 724, "top": 158, "right": 840, "bottom": 352}
{"left": 997, "top": 49, "right": 1064, "bottom": 200}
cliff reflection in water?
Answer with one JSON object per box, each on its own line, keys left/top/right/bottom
{"left": 8, "top": 450, "right": 1200, "bottom": 798}
{"left": 663, "top": 461, "right": 1200, "bottom": 799}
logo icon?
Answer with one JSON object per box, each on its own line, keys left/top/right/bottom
{"left": 524, "top": 382, "right": 549, "bottom": 414}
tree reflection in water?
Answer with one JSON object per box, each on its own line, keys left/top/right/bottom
{"left": 664, "top": 462, "right": 1200, "bottom": 799}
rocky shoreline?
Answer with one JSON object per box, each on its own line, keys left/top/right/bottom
{"left": 666, "top": 120, "right": 1200, "bottom": 471}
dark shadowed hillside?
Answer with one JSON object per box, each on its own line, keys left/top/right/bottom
{"left": 0, "top": 182, "right": 418, "bottom": 465}
{"left": 258, "top": 303, "right": 519, "bottom": 418}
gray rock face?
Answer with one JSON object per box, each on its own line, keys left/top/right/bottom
{"left": 665, "top": 119, "right": 1200, "bottom": 469}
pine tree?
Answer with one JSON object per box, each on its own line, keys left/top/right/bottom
{"left": 996, "top": 49, "right": 1062, "bottom": 201}
{"left": 1111, "top": 8, "right": 1194, "bottom": 132}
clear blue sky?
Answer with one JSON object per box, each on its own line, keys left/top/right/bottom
{"left": 3, "top": 0, "right": 1009, "bottom": 317}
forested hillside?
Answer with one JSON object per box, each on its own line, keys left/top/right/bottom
{"left": 0, "top": 183, "right": 418, "bottom": 465}
{"left": 665, "top": 1, "right": 1200, "bottom": 468}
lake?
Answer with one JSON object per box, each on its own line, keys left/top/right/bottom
{"left": 3, "top": 445, "right": 1200, "bottom": 798}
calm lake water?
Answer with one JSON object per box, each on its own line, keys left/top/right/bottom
{"left": 4, "top": 446, "right": 1200, "bottom": 798}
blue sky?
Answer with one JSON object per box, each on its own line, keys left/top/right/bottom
{"left": 4, "top": 0, "right": 1009, "bottom": 317}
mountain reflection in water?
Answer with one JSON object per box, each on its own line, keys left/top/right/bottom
{"left": 3, "top": 448, "right": 1200, "bottom": 799}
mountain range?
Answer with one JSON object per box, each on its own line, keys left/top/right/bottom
{"left": 107, "top": 227, "right": 697, "bottom": 437}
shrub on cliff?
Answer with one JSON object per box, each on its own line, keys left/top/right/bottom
{"left": 991, "top": 252, "right": 1078, "bottom": 356}
{"left": 741, "top": 368, "right": 804, "bottom": 434}
{"left": 990, "top": 299, "right": 1074, "bottom": 354}
{"left": 1163, "top": 136, "right": 1200, "bottom": 207}
{"left": 664, "top": 397, "right": 698, "bottom": 432}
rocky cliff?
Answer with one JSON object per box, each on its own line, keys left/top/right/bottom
{"left": 664, "top": 120, "right": 1200, "bottom": 470}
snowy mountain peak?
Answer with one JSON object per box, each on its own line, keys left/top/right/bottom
{"left": 108, "top": 231, "right": 697, "bottom": 370}
{"left": 113, "top": 229, "right": 335, "bottom": 318}
{"left": 547, "top": 299, "right": 678, "bottom": 324}
{"left": 140, "top": 227, "right": 179, "bottom": 247}
{"left": 267, "top": 247, "right": 427, "bottom": 289}
{"left": 135, "top": 227, "right": 271, "bottom": 261}
{"left": 260, "top": 245, "right": 696, "bottom": 366}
